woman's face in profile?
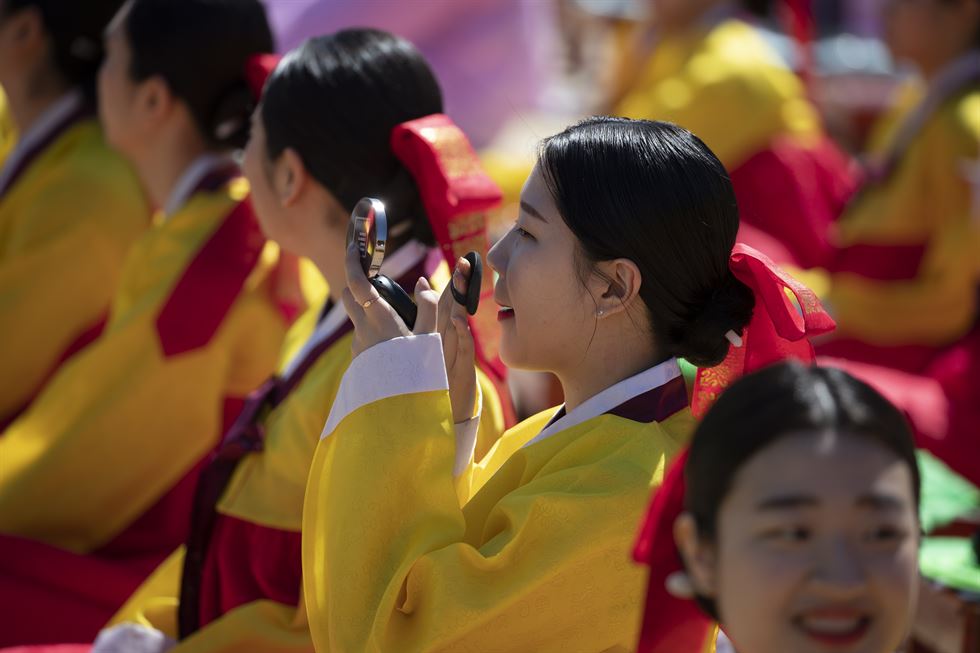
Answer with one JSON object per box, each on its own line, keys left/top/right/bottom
{"left": 690, "top": 431, "right": 920, "bottom": 653}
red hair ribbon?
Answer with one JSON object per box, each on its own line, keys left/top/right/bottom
{"left": 245, "top": 53, "right": 281, "bottom": 102}
{"left": 390, "top": 115, "right": 512, "bottom": 421}
{"left": 633, "top": 243, "right": 834, "bottom": 653}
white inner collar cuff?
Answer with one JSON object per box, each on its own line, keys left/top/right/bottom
{"left": 522, "top": 358, "right": 682, "bottom": 449}
{"left": 163, "top": 153, "right": 236, "bottom": 219}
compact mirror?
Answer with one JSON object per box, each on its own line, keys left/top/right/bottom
{"left": 347, "top": 197, "right": 417, "bottom": 328}
{"left": 346, "top": 197, "right": 484, "bottom": 330}
{"left": 347, "top": 197, "right": 387, "bottom": 277}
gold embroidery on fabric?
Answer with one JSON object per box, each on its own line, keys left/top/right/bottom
{"left": 420, "top": 125, "right": 483, "bottom": 180}
{"left": 450, "top": 234, "right": 487, "bottom": 260}
{"left": 448, "top": 212, "right": 486, "bottom": 241}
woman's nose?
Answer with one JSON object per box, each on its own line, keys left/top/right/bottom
{"left": 487, "top": 232, "right": 509, "bottom": 274}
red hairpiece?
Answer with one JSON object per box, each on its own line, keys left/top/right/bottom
{"left": 244, "top": 53, "right": 281, "bottom": 102}
{"left": 633, "top": 244, "right": 834, "bottom": 652}
{"left": 390, "top": 114, "right": 511, "bottom": 418}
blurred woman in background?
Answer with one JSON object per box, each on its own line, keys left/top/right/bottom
{"left": 811, "top": 0, "right": 980, "bottom": 486}
{"left": 0, "top": 0, "right": 147, "bottom": 427}
{"left": 612, "top": 0, "right": 856, "bottom": 269}
{"left": 0, "top": 0, "right": 288, "bottom": 644}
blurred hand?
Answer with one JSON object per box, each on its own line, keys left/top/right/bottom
{"left": 91, "top": 624, "right": 176, "bottom": 653}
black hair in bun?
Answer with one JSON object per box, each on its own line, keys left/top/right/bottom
{"left": 539, "top": 117, "right": 755, "bottom": 368}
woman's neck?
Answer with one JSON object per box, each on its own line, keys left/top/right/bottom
{"left": 133, "top": 135, "right": 210, "bottom": 211}
{"left": 4, "top": 73, "right": 71, "bottom": 135}
{"left": 918, "top": 46, "right": 977, "bottom": 83}
{"left": 555, "top": 322, "right": 662, "bottom": 411}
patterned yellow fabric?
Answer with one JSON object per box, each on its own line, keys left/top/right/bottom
{"left": 303, "top": 387, "right": 694, "bottom": 652}
{"left": 825, "top": 84, "right": 980, "bottom": 345}
{"left": 0, "top": 179, "right": 286, "bottom": 552}
{"left": 0, "top": 118, "right": 148, "bottom": 421}
{"left": 615, "top": 18, "right": 821, "bottom": 169}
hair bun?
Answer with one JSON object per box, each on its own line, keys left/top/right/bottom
{"left": 209, "top": 80, "right": 254, "bottom": 149}
{"left": 676, "top": 272, "right": 755, "bottom": 368}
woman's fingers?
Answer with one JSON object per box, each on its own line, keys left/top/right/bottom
{"left": 413, "top": 277, "right": 439, "bottom": 335}
{"left": 448, "top": 314, "right": 477, "bottom": 423}
{"left": 344, "top": 240, "right": 381, "bottom": 307}
{"left": 452, "top": 315, "right": 474, "bottom": 357}
{"left": 438, "top": 257, "right": 471, "bottom": 336}
{"left": 340, "top": 287, "right": 364, "bottom": 326}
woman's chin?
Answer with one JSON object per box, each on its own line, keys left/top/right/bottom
{"left": 498, "top": 337, "right": 534, "bottom": 372}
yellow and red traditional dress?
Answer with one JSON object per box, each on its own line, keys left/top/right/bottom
{"left": 811, "top": 52, "right": 980, "bottom": 486}
{"left": 299, "top": 111, "right": 697, "bottom": 649}
{"left": 615, "top": 10, "right": 856, "bottom": 268}
{"left": 104, "top": 244, "right": 507, "bottom": 653}
{"left": 302, "top": 335, "right": 694, "bottom": 652}
{"left": 0, "top": 156, "right": 289, "bottom": 646}
{"left": 0, "top": 90, "right": 148, "bottom": 426}
{"left": 56, "top": 114, "right": 513, "bottom": 653}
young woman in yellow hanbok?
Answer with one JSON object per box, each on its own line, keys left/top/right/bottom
{"left": 301, "top": 117, "right": 770, "bottom": 652}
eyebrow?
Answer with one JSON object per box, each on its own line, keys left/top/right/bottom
{"left": 755, "top": 494, "right": 819, "bottom": 511}
{"left": 519, "top": 201, "right": 547, "bottom": 222}
{"left": 755, "top": 493, "right": 910, "bottom": 512}
{"left": 856, "top": 493, "right": 908, "bottom": 511}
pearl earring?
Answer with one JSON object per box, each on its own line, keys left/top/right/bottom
{"left": 596, "top": 309, "right": 605, "bottom": 317}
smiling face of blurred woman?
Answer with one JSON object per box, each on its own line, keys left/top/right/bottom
{"left": 679, "top": 430, "right": 920, "bottom": 653}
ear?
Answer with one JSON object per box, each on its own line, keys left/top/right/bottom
{"left": 591, "top": 257, "right": 642, "bottom": 319}
{"left": 8, "top": 6, "right": 44, "bottom": 52}
{"left": 272, "top": 147, "right": 308, "bottom": 208}
{"left": 674, "top": 512, "right": 719, "bottom": 598}
{"left": 136, "top": 75, "right": 173, "bottom": 126}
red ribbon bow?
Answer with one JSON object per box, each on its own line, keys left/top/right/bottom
{"left": 633, "top": 243, "right": 834, "bottom": 653}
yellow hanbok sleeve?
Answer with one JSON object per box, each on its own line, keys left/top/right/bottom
{"left": 827, "top": 90, "right": 980, "bottom": 345}
{"left": 0, "top": 243, "right": 285, "bottom": 552}
{"left": 303, "top": 335, "right": 684, "bottom": 652}
{"left": 0, "top": 121, "right": 147, "bottom": 421}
